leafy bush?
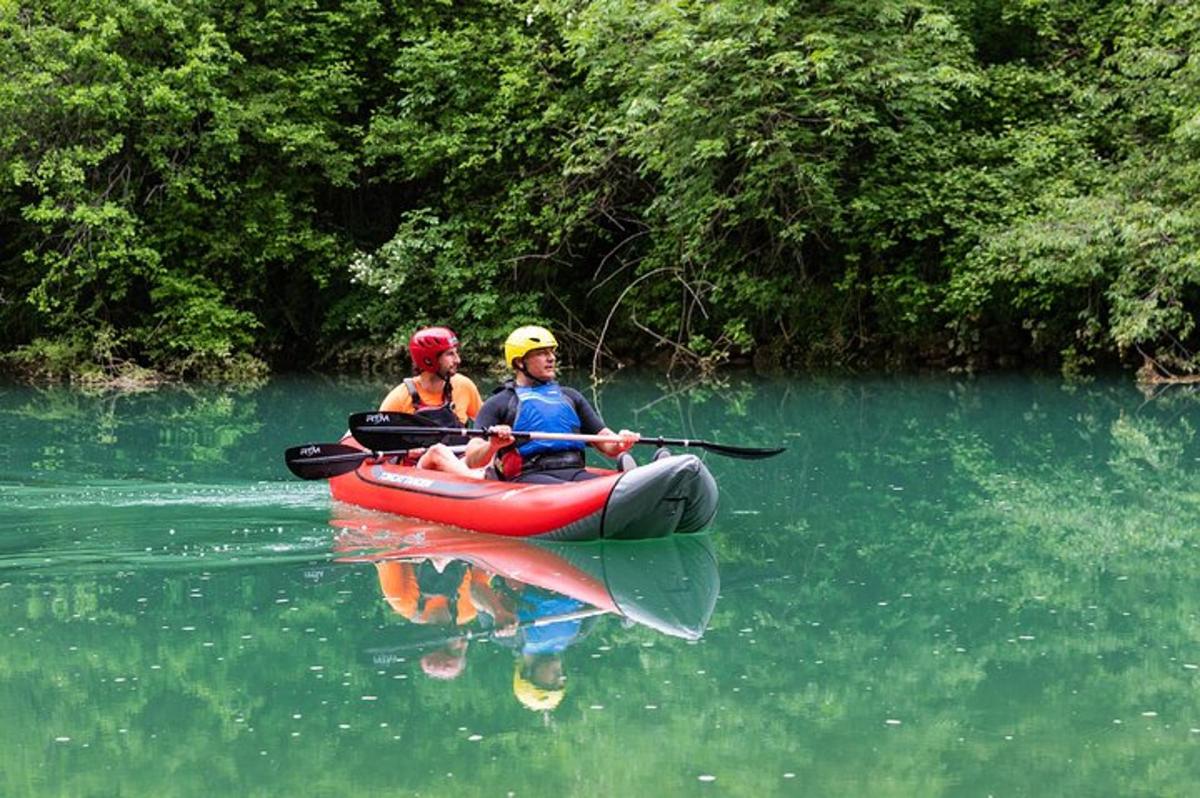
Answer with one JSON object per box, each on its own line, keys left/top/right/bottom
{"left": 2, "top": 0, "right": 1197, "bottom": 379}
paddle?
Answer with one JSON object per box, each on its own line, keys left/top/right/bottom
{"left": 284, "top": 442, "right": 402, "bottom": 480}
{"left": 348, "top": 411, "right": 786, "bottom": 460}
{"left": 284, "top": 442, "right": 468, "bottom": 480}
{"left": 366, "top": 606, "right": 609, "bottom": 660}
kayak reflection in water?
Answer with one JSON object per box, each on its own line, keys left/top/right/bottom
{"left": 336, "top": 519, "right": 719, "bottom": 708}
{"left": 372, "top": 549, "right": 596, "bottom": 700}
{"left": 373, "top": 556, "right": 514, "bottom": 680}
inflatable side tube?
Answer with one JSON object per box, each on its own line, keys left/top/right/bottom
{"left": 600, "top": 454, "right": 720, "bottom": 539}
{"left": 545, "top": 536, "right": 720, "bottom": 640}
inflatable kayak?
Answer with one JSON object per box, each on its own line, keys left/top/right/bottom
{"left": 328, "top": 441, "right": 719, "bottom": 541}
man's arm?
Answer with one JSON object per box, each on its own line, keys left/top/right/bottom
{"left": 565, "top": 388, "right": 638, "bottom": 457}
{"left": 593, "top": 427, "right": 639, "bottom": 458}
{"left": 464, "top": 393, "right": 515, "bottom": 467}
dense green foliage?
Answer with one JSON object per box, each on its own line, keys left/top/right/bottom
{"left": 1, "top": 0, "right": 1198, "bottom": 379}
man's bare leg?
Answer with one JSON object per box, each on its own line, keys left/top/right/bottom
{"left": 415, "top": 443, "right": 485, "bottom": 478}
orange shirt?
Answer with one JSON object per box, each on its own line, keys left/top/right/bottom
{"left": 375, "top": 561, "right": 493, "bottom": 625}
{"left": 379, "top": 373, "right": 483, "bottom": 424}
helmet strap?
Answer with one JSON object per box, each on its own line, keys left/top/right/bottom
{"left": 417, "top": 369, "right": 448, "bottom": 393}
{"left": 514, "top": 360, "right": 549, "bottom": 387}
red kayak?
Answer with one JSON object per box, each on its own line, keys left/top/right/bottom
{"left": 328, "top": 438, "right": 718, "bottom": 541}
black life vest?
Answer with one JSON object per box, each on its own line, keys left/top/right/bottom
{"left": 414, "top": 559, "right": 469, "bottom": 620}
{"left": 405, "top": 377, "right": 468, "bottom": 445}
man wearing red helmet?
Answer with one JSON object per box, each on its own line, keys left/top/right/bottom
{"left": 379, "top": 326, "right": 483, "bottom": 427}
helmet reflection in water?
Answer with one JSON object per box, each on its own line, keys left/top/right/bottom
{"left": 421, "top": 638, "right": 468, "bottom": 681}
{"left": 513, "top": 656, "right": 565, "bottom": 712}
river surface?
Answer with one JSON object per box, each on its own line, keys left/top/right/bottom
{"left": 2, "top": 372, "right": 1199, "bottom": 796}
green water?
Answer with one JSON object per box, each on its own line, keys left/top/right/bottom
{"left": 2, "top": 374, "right": 1199, "bottom": 796}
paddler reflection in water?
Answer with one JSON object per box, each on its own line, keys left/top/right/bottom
{"left": 474, "top": 577, "right": 600, "bottom": 712}
{"left": 420, "top": 325, "right": 639, "bottom": 482}
{"left": 372, "top": 552, "right": 596, "bottom": 704}
{"left": 374, "top": 557, "right": 514, "bottom": 680}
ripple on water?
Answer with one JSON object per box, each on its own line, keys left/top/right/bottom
{"left": 4, "top": 481, "right": 328, "bottom": 512}
{"left": 2, "top": 476, "right": 339, "bottom": 577}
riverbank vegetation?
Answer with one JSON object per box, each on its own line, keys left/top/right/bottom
{"left": 2, "top": 0, "right": 1197, "bottom": 382}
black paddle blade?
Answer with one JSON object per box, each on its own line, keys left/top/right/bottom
{"left": 377, "top": 410, "right": 440, "bottom": 427}
{"left": 347, "top": 411, "right": 469, "bottom": 450}
{"left": 348, "top": 412, "right": 442, "bottom": 450}
{"left": 694, "top": 442, "right": 786, "bottom": 460}
{"left": 284, "top": 442, "right": 370, "bottom": 480}
{"left": 640, "top": 438, "right": 786, "bottom": 460}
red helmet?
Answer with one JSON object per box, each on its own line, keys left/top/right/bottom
{"left": 409, "top": 326, "right": 459, "bottom": 373}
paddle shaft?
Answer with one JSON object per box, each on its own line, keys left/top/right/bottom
{"left": 352, "top": 423, "right": 626, "bottom": 446}
{"left": 467, "top": 428, "right": 745, "bottom": 451}
{"left": 367, "top": 606, "right": 609, "bottom": 656}
{"left": 348, "top": 413, "right": 786, "bottom": 459}
{"left": 296, "top": 447, "right": 410, "bottom": 466}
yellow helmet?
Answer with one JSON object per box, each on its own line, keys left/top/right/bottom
{"left": 513, "top": 661, "right": 565, "bottom": 712}
{"left": 504, "top": 325, "right": 558, "bottom": 368}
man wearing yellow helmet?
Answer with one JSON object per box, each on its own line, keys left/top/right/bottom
{"left": 463, "top": 325, "right": 639, "bottom": 483}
